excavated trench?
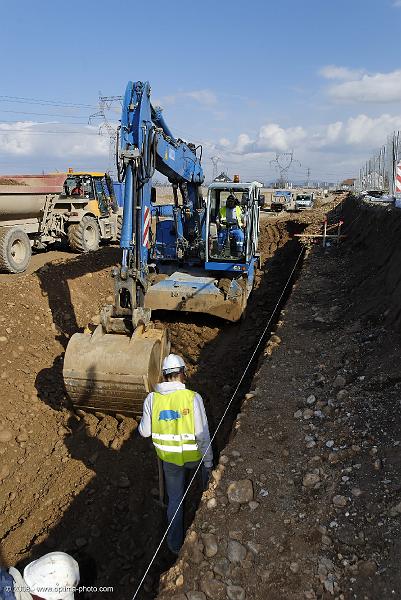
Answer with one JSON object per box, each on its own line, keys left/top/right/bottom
{"left": 0, "top": 216, "right": 308, "bottom": 599}
{"left": 160, "top": 221, "right": 306, "bottom": 458}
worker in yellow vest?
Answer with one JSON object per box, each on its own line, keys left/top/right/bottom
{"left": 138, "top": 353, "right": 213, "bottom": 555}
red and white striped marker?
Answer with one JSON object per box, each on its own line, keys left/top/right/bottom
{"left": 396, "top": 160, "right": 401, "bottom": 194}
{"left": 143, "top": 206, "right": 151, "bottom": 248}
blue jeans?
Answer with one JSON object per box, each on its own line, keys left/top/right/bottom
{"left": 162, "top": 460, "right": 208, "bottom": 554}
{"left": 218, "top": 226, "right": 244, "bottom": 253}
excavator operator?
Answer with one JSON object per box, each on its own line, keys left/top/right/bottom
{"left": 217, "top": 194, "right": 244, "bottom": 255}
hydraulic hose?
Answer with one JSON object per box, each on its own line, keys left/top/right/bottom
{"left": 116, "top": 126, "right": 126, "bottom": 184}
{"left": 131, "top": 162, "right": 138, "bottom": 268}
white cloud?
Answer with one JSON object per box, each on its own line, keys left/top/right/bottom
{"left": 345, "top": 113, "right": 401, "bottom": 145}
{"left": 325, "top": 121, "right": 343, "bottom": 143}
{"left": 235, "top": 133, "right": 253, "bottom": 153}
{"left": 3, "top": 110, "right": 400, "bottom": 185}
{"left": 393, "top": 0, "right": 401, "bottom": 6}
{"left": 156, "top": 89, "right": 217, "bottom": 107}
{"left": 185, "top": 90, "right": 217, "bottom": 106}
{"left": 325, "top": 68, "right": 401, "bottom": 103}
{"left": 316, "top": 113, "right": 401, "bottom": 149}
{"left": 203, "top": 110, "right": 401, "bottom": 182}
{"left": 232, "top": 123, "right": 307, "bottom": 154}
{"left": 0, "top": 121, "right": 109, "bottom": 159}
{"left": 320, "top": 65, "right": 365, "bottom": 81}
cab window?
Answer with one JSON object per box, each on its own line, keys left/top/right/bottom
{"left": 63, "top": 175, "right": 95, "bottom": 199}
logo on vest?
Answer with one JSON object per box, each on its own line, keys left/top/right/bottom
{"left": 158, "top": 409, "right": 181, "bottom": 422}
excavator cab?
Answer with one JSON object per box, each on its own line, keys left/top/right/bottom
{"left": 208, "top": 187, "right": 249, "bottom": 261}
{"left": 63, "top": 174, "right": 93, "bottom": 199}
{"left": 146, "top": 181, "right": 262, "bottom": 322}
{"left": 206, "top": 181, "right": 261, "bottom": 270}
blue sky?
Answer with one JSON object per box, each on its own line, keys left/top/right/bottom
{"left": 0, "top": 0, "right": 400, "bottom": 183}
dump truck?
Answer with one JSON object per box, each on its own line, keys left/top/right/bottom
{"left": 271, "top": 190, "right": 294, "bottom": 212}
{"left": 0, "top": 171, "right": 122, "bottom": 273}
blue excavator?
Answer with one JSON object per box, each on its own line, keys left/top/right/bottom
{"left": 63, "top": 81, "right": 262, "bottom": 415}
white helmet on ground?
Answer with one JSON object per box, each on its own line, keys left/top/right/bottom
{"left": 162, "top": 353, "right": 186, "bottom": 375}
{"left": 23, "top": 552, "right": 80, "bottom": 600}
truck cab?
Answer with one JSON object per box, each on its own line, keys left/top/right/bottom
{"left": 295, "top": 192, "right": 314, "bottom": 211}
{"left": 61, "top": 172, "right": 118, "bottom": 217}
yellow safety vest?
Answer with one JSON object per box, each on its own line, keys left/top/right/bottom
{"left": 220, "top": 205, "right": 242, "bottom": 226}
{"left": 151, "top": 389, "right": 202, "bottom": 466}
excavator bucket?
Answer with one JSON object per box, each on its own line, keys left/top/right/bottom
{"left": 63, "top": 324, "right": 169, "bottom": 416}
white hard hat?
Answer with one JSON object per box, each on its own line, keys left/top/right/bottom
{"left": 162, "top": 353, "right": 186, "bottom": 375}
{"left": 23, "top": 552, "right": 80, "bottom": 600}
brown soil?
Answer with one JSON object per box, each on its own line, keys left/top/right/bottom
{"left": 0, "top": 205, "right": 318, "bottom": 598}
{"left": 6, "top": 193, "right": 399, "bottom": 600}
{"left": 0, "top": 178, "right": 27, "bottom": 185}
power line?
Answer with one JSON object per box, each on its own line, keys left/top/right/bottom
{"left": 306, "top": 167, "right": 311, "bottom": 187}
{"left": 0, "top": 119, "right": 90, "bottom": 127}
{"left": 88, "top": 94, "right": 122, "bottom": 177}
{"left": 0, "top": 95, "right": 97, "bottom": 108}
{"left": 0, "top": 109, "right": 91, "bottom": 120}
{"left": 269, "top": 151, "right": 301, "bottom": 187}
{"left": 0, "top": 128, "right": 100, "bottom": 135}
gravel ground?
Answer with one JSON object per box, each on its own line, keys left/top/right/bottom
{"left": 0, "top": 202, "right": 336, "bottom": 599}
{"left": 156, "top": 196, "right": 401, "bottom": 600}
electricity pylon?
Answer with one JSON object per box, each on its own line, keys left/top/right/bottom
{"left": 270, "top": 151, "right": 301, "bottom": 188}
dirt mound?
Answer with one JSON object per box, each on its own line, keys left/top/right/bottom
{"left": 0, "top": 178, "right": 27, "bottom": 185}
{"left": 0, "top": 247, "right": 120, "bottom": 571}
{"left": 342, "top": 197, "right": 401, "bottom": 331}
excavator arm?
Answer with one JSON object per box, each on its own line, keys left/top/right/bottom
{"left": 111, "top": 80, "right": 204, "bottom": 330}
{"left": 63, "top": 80, "right": 203, "bottom": 415}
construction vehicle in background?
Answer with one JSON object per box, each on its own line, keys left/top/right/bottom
{"left": 295, "top": 192, "right": 314, "bottom": 211}
{"left": 0, "top": 171, "right": 122, "bottom": 273}
{"left": 271, "top": 189, "right": 294, "bottom": 212}
{"left": 62, "top": 171, "right": 122, "bottom": 250}
{"left": 63, "top": 80, "right": 263, "bottom": 416}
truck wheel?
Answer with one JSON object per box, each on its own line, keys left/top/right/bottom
{"left": 68, "top": 216, "right": 100, "bottom": 253}
{"left": 0, "top": 227, "right": 32, "bottom": 273}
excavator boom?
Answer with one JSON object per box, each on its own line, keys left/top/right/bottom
{"left": 63, "top": 81, "right": 203, "bottom": 415}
